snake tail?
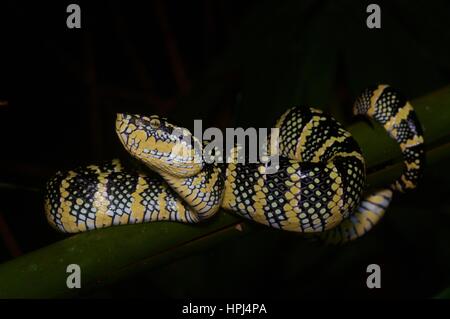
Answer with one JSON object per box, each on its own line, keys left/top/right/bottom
{"left": 319, "top": 84, "right": 425, "bottom": 244}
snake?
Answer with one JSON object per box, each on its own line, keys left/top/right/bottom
{"left": 44, "top": 84, "right": 425, "bottom": 244}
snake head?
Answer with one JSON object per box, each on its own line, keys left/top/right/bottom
{"left": 116, "top": 113, "right": 204, "bottom": 177}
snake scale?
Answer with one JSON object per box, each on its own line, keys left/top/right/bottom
{"left": 44, "top": 84, "right": 425, "bottom": 244}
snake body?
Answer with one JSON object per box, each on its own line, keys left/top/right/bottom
{"left": 45, "top": 85, "right": 425, "bottom": 244}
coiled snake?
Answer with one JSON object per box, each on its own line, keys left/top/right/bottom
{"left": 44, "top": 85, "right": 425, "bottom": 244}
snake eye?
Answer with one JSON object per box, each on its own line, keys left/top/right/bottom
{"left": 149, "top": 118, "right": 160, "bottom": 129}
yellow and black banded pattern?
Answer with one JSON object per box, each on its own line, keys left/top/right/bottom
{"left": 45, "top": 159, "right": 201, "bottom": 232}
{"left": 222, "top": 107, "right": 366, "bottom": 234}
{"left": 44, "top": 85, "right": 425, "bottom": 244}
{"left": 354, "top": 84, "right": 425, "bottom": 192}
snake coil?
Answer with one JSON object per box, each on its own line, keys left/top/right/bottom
{"left": 45, "top": 84, "right": 425, "bottom": 244}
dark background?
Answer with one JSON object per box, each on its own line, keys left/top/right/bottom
{"left": 0, "top": 0, "right": 450, "bottom": 298}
